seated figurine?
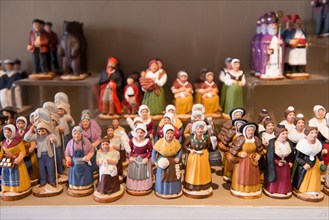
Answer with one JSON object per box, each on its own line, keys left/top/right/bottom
{"left": 171, "top": 71, "right": 193, "bottom": 115}
{"left": 193, "top": 68, "right": 208, "bottom": 104}
{"left": 198, "top": 72, "right": 221, "bottom": 115}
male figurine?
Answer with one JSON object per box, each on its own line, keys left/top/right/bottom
{"left": 311, "top": 0, "right": 329, "bottom": 37}
{"left": 44, "top": 22, "right": 59, "bottom": 73}
{"left": 255, "top": 13, "right": 269, "bottom": 77}
{"left": 27, "top": 19, "right": 50, "bottom": 74}
{"left": 281, "top": 15, "right": 294, "bottom": 74}
{"left": 13, "top": 59, "right": 28, "bottom": 79}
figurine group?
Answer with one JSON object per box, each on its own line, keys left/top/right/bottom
{"left": 250, "top": 11, "right": 309, "bottom": 80}
{"left": 99, "top": 57, "right": 246, "bottom": 120}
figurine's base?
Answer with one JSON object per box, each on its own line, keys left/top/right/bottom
{"left": 149, "top": 115, "right": 164, "bottom": 121}
{"left": 182, "top": 187, "right": 213, "bottom": 199}
{"left": 58, "top": 174, "right": 68, "bottom": 184}
{"left": 176, "top": 114, "right": 192, "bottom": 121}
{"left": 323, "top": 186, "right": 329, "bottom": 196}
{"left": 292, "top": 190, "right": 324, "bottom": 202}
{"left": 126, "top": 188, "right": 153, "bottom": 196}
{"left": 263, "top": 188, "right": 292, "bottom": 199}
{"left": 30, "top": 178, "right": 39, "bottom": 187}
{"left": 92, "top": 185, "right": 125, "bottom": 203}
{"left": 285, "top": 73, "right": 310, "bottom": 80}
{"left": 98, "top": 114, "right": 121, "bottom": 120}
{"left": 123, "top": 114, "right": 138, "bottom": 119}
{"left": 155, "top": 190, "right": 183, "bottom": 199}
{"left": 0, "top": 188, "right": 32, "bottom": 201}
{"left": 29, "top": 73, "right": 56, "bottom": 80}
{"left": 60, "top": 74, "right": 88, "bottom": 81}
{"left": 230, "top": 188, "right": 262, "bottom": 199}
{"left": 259, "top": 75, "right": 285, "bottom": 80}
{"left": 67, "top": 186, "right": 94, "bottom": 197}
{"left": 32, "top": 184, "right": 63, "bottom": 197}
{"left": 17, "top": 105, "right": 33, "bottom": 113}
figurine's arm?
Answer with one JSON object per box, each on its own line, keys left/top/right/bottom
{"left": 240, "top": 74, "right": 246, "bottom": 86}
{"left": 224, "top": 74, "right": 233, "bottom": 86}
{"left": 24, "top": 126, "right": 37, "bottom": 142}
{"left": 155, "top": 73, "right": 167, "bottom": 87}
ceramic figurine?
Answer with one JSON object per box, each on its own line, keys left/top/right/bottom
{"left": 79, "top": 109, "right": 102, "bottom": 134}
{"left": 0, "top": 125, "right": 32, "bottom": 201}
{"left": 198, "top": 72, "right": 221, "bottom": 115}
{"left": 139, "top": 60, "right": 167, "bottom": 115}
{"left": 44, "top": 22, "right": 59, "bottom": 74}
{"left": 27, "top": 19, "right": 53, "bottom": 80}
{"left": 16, "top": 116, "right": 39, "bottom": 186}
{"left": 293, "top": 126, "right": 325, "bottom": 202}
{"left": 219, "top": 118, "right": 248, "bottom": 183}
{"left": 123, "top": 74, "right": 140, "bottom": 115}
{"left": 183, "top": 110, "right": 204, "bottom": 138}
{"left": 99, "top": 57, "right": 124, "bottom": 118}
{"left": 93, "top": 136, "right": 125, "bottom": 203}
{"left": 65, "top": 126, "right": 94, "bottom": 197}
{"left": 112, "top": 119, "right": 130, "bottom": 167}
{"left": 193, "top": 68, "right": 208, "bottom": 104}
{"left": 58, "top": 20, "right": 88, "bottom": 80}
{"left": 279, "top": 106, "right": 296, "bottom": 133}
{"left": 250, "top": 17, "right": 262, "bottom": 75}
{"left": 183, "top": 121, "right": 213, "bottom": 198}
{"left": 54, "top": 92, "right": 71, "bottom": 114}
{"left": 126, "top": 123, "right": 153, "bottom": 195}
{"left": 152, "top": 124, "right": 183, "bottom": 199}
{"left": 158, "top": 105, "right": 183, "bottom": 132}
{"left": 311, "top": 0, "right": 329, "bottom": 37}
{"left": 285, "top": 15, "right": 310, "bottom": 79}
{"left": 57, "top": 103, "right": 75, "bottom": 143}
{"left": 0, "top": 106, "right": 17, "bottom": 125}
{"left": 219, "top": 57, "right": 232, "bottom": 110}
{"left": 24, "top": 122, "right": 63, "bottom": 197}
{"left": 13, "top": 59, "right": 28, "bottom": 80}
{"left": 222, "top": 59, "right": 246, "bottom": 117}
{"left": 263, "top": 125, "right": 295, "bottom": 199}
{"left": 288, "top": 113, "right": 306, "bottom": 145}
{"left": 227, "top": 122, "right": 264, "bottom": 199}
{"left": 260, "top": 118, "right": 275, "bottom": 148}
{"left": 218, "top": 107, "right": 246, "bottom": 140}
{"left": 258, "top": 109, "right": 270, "bottom": 133}
{"left": 80, "top": 114, "right": 101, "bottom": 178}
{"left": 156, "top": 112, "right": 181, "bottom": 143}
{"left": 281, "top": 15, "right": 294, "bottom": 74}
{"left": 255, "top": 13, "right": 269, "bottom": 77}
{"left": 258, "top": 15, "right": 285, "bottom": 80}
{"left": 138, "top": 105, "right": 155, "bottom": 140}
{"left": 171, "top": 71, "right": 193, "bottom": 115}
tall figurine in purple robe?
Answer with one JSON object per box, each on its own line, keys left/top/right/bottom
{"left": 250, "top": 17, "right": 262, "bottom": 75}
{"left": 255, "top": 14, "right": 269, "bottom": 77}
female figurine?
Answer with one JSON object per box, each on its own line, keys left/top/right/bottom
{"left": 0, "top": 125, "right": 31, "bottom": 201}
{"left": 156, "top": 112, "right": 181, "bottom": 142}
{"left": 139, "top": 60, "right": 167, "bottom": 115}
{"left": 258, "top": 109, "right": 270, "bottom": 133}
{"left": 193, "top": 68, "right": 208, "bottom": 104}
{"left": 218, "top": 107, "right": 246, "bottom": 141}
{"left": 280, "top": 106, "right": 296, "bottom": 133}
{"left": 99, "top": 57, "right": 124, "bottom": 116}
{"left": 260, "top": 118, "right": 275, "bottom": 148}
{"left": 198, "top": 72, "right": 220, "bottom": 114}
{"left": 264, "top": 125, "right": 295, "bottom": 199}
{"left": 158, "top": 105, "right": 183, "bottom": 131}
{"left": 223, "top": 59, "right": 246, "bottom": 116}
{"left": 171, "top": 71, "right": 193, "bottom": 115}
{"left": 183, "top": 121, "right": 213, "bottom": 198}
{"left": 126, "top": 123, "right": 153, "bottom": 195}
{"left": 93, "top": 136, "right": 125, "bottom": 203}
{"left": 228, "top": 123, "right": 264, "bottom": 199}
{"left": 152, "top": 124, "right": 183, "bottom": 199}
{"left": 293, "top": 126, "right": 325, "bottom": 202}
{"left": 309, "top": 105, "right": 328, "bottom": 144}
{"left": 219, "top": 57, "right": 232, "bottom": 110}
{"left": 65, "top": 126, "right": 94, "bottom": 197}
{"left": 57, "top": 103, "right": 75, "bottom": 142}
{"left": 16, "top": 116, "right": 39, "bottom": 185}
{"left": 123, "top": 75, "right": 140, "bottom": 115}
{"left": 138, "top": 105, "right": 155, "bottom": 140}
{"left": 183, "top": 110, "right": 204, "bottom": 138}
{"left": 288, "top": 113, "right": 306, "bottom": 145}
{"left": 79, "top": 109, "right": 102, "bottom": 135}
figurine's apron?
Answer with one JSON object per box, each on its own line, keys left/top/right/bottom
{"left": 69, "top": 141, "right": 93, "bottom": 187}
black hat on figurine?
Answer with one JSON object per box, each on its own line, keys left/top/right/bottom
{"left": 13, "top": 59, "right": 21, "bottom": 65}
{"left": 0, "top": 106, "right": 17, "bottom": 114}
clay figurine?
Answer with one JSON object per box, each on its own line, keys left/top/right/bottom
{"left": 250, "top": 17, "right": 262, "bottom": 75}
{"left": 288, "top": 113, "right": 306, "bottom": 145}
{"left": 255, "top": 13, "right": 269, "bottom": 77}
{"left": 311, "top": 0, "right": 329, "bottom": 37}
{"left": 156, "top": 112, "right": 181, "bottom": 143}
{"left": 65, "top": 126, "right": 94, "bottom": 197}
{"left": 138, "top": 105, "right": 155, "bottom": 140}
{"left": 44, "top": 22, "right": 59, "bottom": 74}
{"left": 260, "top": 117, "right": 275, "bottom": 148}
{"left": 281, "top": 15, "right": 294, "bottom": 74}
{"left": 123, "top": 74, "right": 140, "bottom": 115}
{"left": 219, "top": 57, "right": 232, "bottom": 110}
{"left": 152, "top": 124, "right": 183, "bottom": 199}
{"left": 0, "top": 124, "right": 32, "bottom": 201}
{"left": 258, "top": 109, "right": 270, "bottom": 133}
{"left": 183, "top": 110, "right": 204, "bottom": 139}
{"left": 171, "top": 71, "right": 193, "bottom": 115}
{"left": 193, "top": 68, "right": 208, "bottom": 104}
{"left": 93, "top": 136, "right": 125, "bottom": 203}
{"left": 279, "top": 106, "right": 296, "bottom": 133}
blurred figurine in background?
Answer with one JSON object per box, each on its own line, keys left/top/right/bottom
{"left": 281, "top": 15, "right": 293, "bottom": 74}
{"left": 250, "top": 18, "right": 262, "bottom": 75}
{"left": 199, "top": 72, "right": 221, "bottom": 115}
{"left": 44, "top": 22, "right": 59, "bottom": 74}
{"left": 219, "top": 57, "right": 232, "bottom": 110}
{"left": 193, "top": 68, "right": 208, "bottom": 104}
{"left": 280, "top": 106, "right": 296, "bottom": 133}
{"left": 311, "top": 0, "right": 329, "bottom": 37}
{"left": 171, "top": 71, "right": 193, "bottom": 115}
{"left": 123, "top": 74, "right": 140, "bottom": 115}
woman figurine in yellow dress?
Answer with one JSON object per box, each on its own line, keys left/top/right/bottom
{"left": 171, "top": 71, "right": 193, "bottom": 115}
{"left": 198, "top": 72, "right": 221, "bottom": 114}
{"left": 228, "top": 122, "right": 264, "bottom": 199}
{"left": 0, "top": 124, "right": 31, "bottom": 200}
{"left": 183, "top": 121, "right": 212, "bottom": 198}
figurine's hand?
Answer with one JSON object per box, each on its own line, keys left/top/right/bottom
{"left": 149, "top": 134, "right": 153, "bottom": 139}
{"left": 190, "top": 149, "right": 196, "bottom": 155}
{"left": 27, "top": 45, "right": 33, "bottom": 51}
{"left": 322, "top": 148, "right": 328, "bottom": 155}
{"left": 174, "top": 158, "right": 180, "bottom": 163}
{"left": 278, "top": 161, "right": 284, "bottom": 167}
{"left": 50, "top": 138, "right": 57, "bottom": 145}
{"left": 240, "top": 151, "right": 248, "bottom": 158}
{"left": 129, "top": 157, "right": 134, "bottom": 162}
{"left": 34, "top": 39, "right": 41, "bottom": 47}
{"left": 303, "top": 163, "right": 311, "bottom": 170}
{"left": 239, "top": 81, "right": 244, "bottom": 87}
{"left": 142, "top": 158, "right": 148, "bottom": 164}
{"left": 58, "top": 127, "right": 64, "bottom": 133}
{"left": 255, "top": 154, "right": 261, "bottom": 161}
{"left": 289, "top": 162, "right": 293, "bottom": 168}
{"left": 267, "top": 49, "right": 274, "bottom": 55}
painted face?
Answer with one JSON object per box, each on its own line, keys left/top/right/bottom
{"left": 165, "top": 130, "right": 174, "bottom": 142}
{"left": 57, "top": 108, "right": 65, "bottom": 116}
{"left": 225, "top": 62, "right": 232, "bottom": 70}
{"left": 5, "top": 64, "right": 14, "bottom": 71}
{"left": 141, "top": 109, "right": 149, "bottom": 119}
{"left": 16, "top": 121, "right": 26, "bottom": 130}
{"left": 296, "top": 120, "right": 305, "bottom": 131}
{"left": 136, "top": 129, "right": 145, "bottom": 140}
{"left": 206, "top": 74, "right": 214, "bottom": 83}
{"left": 236, "top": 122, "right": 244, "bottom": 132}
{"left": 127, "top": 78, "right": 134, "bottom": 85}
{"left": 107, "top": 61, "right": 117, "bottom": 72}
{"left": 232, "top": 62, "right": 240, "bottom": 71}
{"left": 112, "top": 119, "right": 119, "bottom": 129}
{"left": 196, "top": 126, "right": 204, "bottom": 136}
{"left": 306, "top": 129, "right": 318, "bottom": 142}
{"left": 30, "top": 115, "right": 35, "bottom": 124}
{"left": 261, "top": 24, "right": 267, "bottom": 35}
{"left": 287, "top": 112, "right": 295, "bottom": 123}
{"left": 52, "top": 119, "right": 58, "bottom": 126}
{"left": 156, "top": 60, "right": 163, "bottom": 69}
{"left": 44, "top": 25, "right": 51, "bottom": 33}
{"left": 37, "top": 128, "right": 48, "bottom": 137}
{"left": 134, "top": 121, "right": 142, "bottom": 128}
{"left": 107, "top": 128, "right": 114, "bottom": 137}
{"left": 245, "top": 127, "right": 255, "bottom": 139}
{"left": 267, "top": 23, "right": 278, "bottom": 36}
{"left": 266, "top": 123, "right": 274, "bottom": 133}
{"left": 73, "top": 131, "right": 82, "bottom": 142}
{"left": 278, "top": 130, "right": 288, "bottom": 142}
{"left": 193, "top": 115, "right": 201, "bottom": 122}
{"left": 315, "top": 109, "right": 325, "bottom": 119}
{"left": 2, "top": 111, "right": 11, "bottom": 119}
{"left": 101, "top": 141, "right": 110, "bottom": 151}
{"left": 233, "top": 112, "right": 242, "bottom": 119}
{"left": 163, "top": 117, "right": 171, "bottom": 125}
{"left": 168, "top": 109, "right": 175, "bottom": 114}
{"left": 32, "top": 22, "right": 41, "bottom": 32}
{"left": 81, "top": 119, "right": 90, "bottom": 129}
{"left": 149, "top": 63, "right": 159, "bottom": 72}
{"left": 4, "top": 129, "right": 12, "bottom": 139}
{"left": 179, "top": 75, "right": 188, "bottom": 83}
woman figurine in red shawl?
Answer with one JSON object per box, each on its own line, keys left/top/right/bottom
{"left": 99, "top": 57, "right": 124, "bottom": 117}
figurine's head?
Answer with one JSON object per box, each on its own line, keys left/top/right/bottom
{"left": 38, "top": 20, "right": 45, "bottom": 31}
{"left": 80, "top": 115, "right": 91, "bottom": 129}
{"left": 133, "top": 117, "right": 143, "bottom": 127}
{"left": 177, "top": 71, "right": 188, "bottom": 83}
{"left": 16, "top": 116, "right": 27, "bottom": 131}
{"left": 205, "top": 72, "right": 214, "bottom": 83}
{"left": 241, "top": 123, "right": 257, "bottom": 140}
{"left": 32, "top": 19, "right": 42, "bottom": 32}
{"left": 284, "top": 15, "right": 293, "bottom": 29}
{"left": 304, "top": 126, "right": 318, "bottom": 142}
{"left": 156, "top": 58, "right": 164, "bottom": 69}
{"left": 0, "top": 106, "right": 17, "bottom": 120}
{"left": 29, "top": 111, "right": 35, "bottom": 125}
{"left": 72, "top": 126, "right": 83, "bottom": 142}
{"left": 192, "top": 104, "right": 205, "bottom": 114}
{"left": 232, "top": 118, "right": 248, "bottom": 134}
{"left": 127, "top": 76, "right": 134, "bottom": 85}
{"left": 258, "top": 109, "right": 269, "bottom": 124}
{"left": 165, "top": 105, "right": 176, "bottom": 114}
{"left": 199, "top": 68, "right": 208, "bottom": 81}
{"left": 231, "top": 59, "right": 241, "bottom": 71}
{"left": 106, "top": 125, "right": 115, "bottom": 137}
{"left": 37, "top": 122, "right": 50, "bottom": 137}
{"left": 284, "top": 106, "right": 295, "bottom": 123}
{"left": 134, "top": 123, "right": 147, "bottom": 140}
{"left": 294, "top": 113, "right": 305, "bottom": 131}
{"left": 3, "top": 59, "right": 14, "bottom": 71}
{"left": 192, "top": 121, "right": 207, "bottom": 137}
{"left": 111, "top": 119, "right": 120, "bottom": 129}
{"left": 267, "top": 18, "right": 278, "bottom": 36}
{"left": 13, "top": 59, "right": 21, "bottom": 71}
{"left": 292, "top": 14, "right": 302, "bottom": 29}
{"left": 57, "top": 108, "right": 65, "bottom": 117}
{"left": 164, "top": 124, "right": 175, "bottom": 142}
{"left": 260, "top": 13, "right": 269, "bottom": 35}
{"left": 4, "top": 124, "right": 16, "bottom": 140}
{"left": 224, "top": 57, "right": 232, "bottom": 69}
{"left": 107, "top": 57, "right": 119, "bottom": 72}
{"left": 163, "top": 112, "right": 174, "bottom": 125}
{"left": 264, "top": 118, "right": 275, "bottom": 134}
{"left": 274, "top": 124, "right": 288, "bottom": 141}
{"left": 44, "top": 22, "right": 52, "bottom": 33}
{"left": 138, "top": 105, "right": 150, "bottom": 119}
{"left": 313, "top": 105, "right": 326, "bottom": 119}
{"left": 51, "top": 114, "right": 59, "bottom": 127}
{"left": 256, "top": 18, "right": 262, "bottom": 34}
{"left": 148, "top": 60, "right": 159, "bottom": 73}
{"left": 101, "top": 136, "right": 110, "bottom": 151}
